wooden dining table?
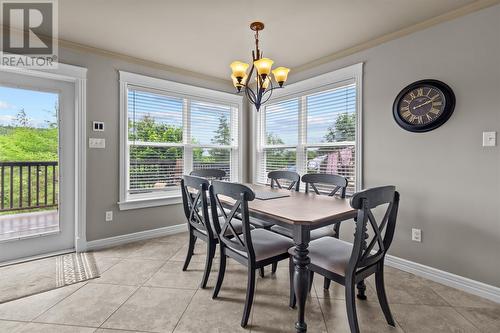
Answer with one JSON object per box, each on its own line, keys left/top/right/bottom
{"left": 244, "top": 184, "right": 357, "bottom": 332}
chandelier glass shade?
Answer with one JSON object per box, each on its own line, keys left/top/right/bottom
{"left": 230, "top": 22, "right": 290, "bottom": 111}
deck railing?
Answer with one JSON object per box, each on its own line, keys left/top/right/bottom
{"left": 0, "top": 161, "right": 58, "bottom": 212}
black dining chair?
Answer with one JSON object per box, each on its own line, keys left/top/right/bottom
{"left": 289, "top": 186, "right": 400, "bottom": 333}
{"left": 180, "top": 175, "right": 245, "bottom": 288}
{"left": 190, "top": 168, "right": 227, "bottom": 180}
{"left": 271, "top": 173, "right": 349, "bottom": 242}
{"left": 209, "top": 181, "right": 294, "bottom": 328}
{"left": 268, "top": 170, "right": 301, "bottom": 191}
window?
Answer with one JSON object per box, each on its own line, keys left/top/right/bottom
{"left": 119, "top": 72, "right": 242, "bottom": 210}
{"left": 254, "top": 63, "right": 362, "bottom": 194}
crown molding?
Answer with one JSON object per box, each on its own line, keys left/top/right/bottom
{"left": 293, "top": 0, "right": 500, "bottom": 74}
{"left": 56, "top": 38, "right": 231, "bottom": 87}
{"left": 1, "top": 0, "right": 498, "bottom": 81}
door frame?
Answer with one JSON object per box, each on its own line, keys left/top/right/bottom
{"left": 0, "top": 61, "right": 88, "bottom": 252}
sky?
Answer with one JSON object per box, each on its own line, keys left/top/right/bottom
{"left": 0, "top": 86, "right": 58, "bottom": 128}
{"left": 265, "top": 85, "right": 356, "bottom": 144}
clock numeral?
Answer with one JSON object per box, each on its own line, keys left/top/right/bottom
{"left": 426, "top": 114, "right": 433, "bottom": 121}
{"left": 402, "top": 99, "right": 411, "bottom": 105}
{"left": 400, "top": 106, "right": 409, "bottom": 112}
{"left": 430, "top": 107, "right": 440, "bottom": 114}
{"left": 417, "top": 116, "right": 423, "bottom": 124}
{"left": 402, "top": 110, "right": 411, "bottom": 119}
{"left": 409, "top": 92, "right": 416, "bottom": 99}
{"left": 433, "top": 101, "right": 442, "bottom": 107}
{"left": 416, "top": 88, "right": 424, "bottom": 97}
{"left": 408, "top": 114, "right": 417, "bottom": 123}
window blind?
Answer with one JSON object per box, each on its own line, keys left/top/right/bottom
{"left": 256, "top": 83, "right": 358, "bottom": 194}
{"left": 127, "top": 86, "right": 239, "bottom": 198}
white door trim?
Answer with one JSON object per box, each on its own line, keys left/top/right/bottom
{"left": 0, "top": 62, "right": 88, "bottom": 252}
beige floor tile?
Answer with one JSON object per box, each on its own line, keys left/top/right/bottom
{"left": 366, "top": 267, "right": 448, "bottom": 306}
{"left": 319, "top": 297, "right": 404, "bottom": 333}
{"left": 174, "top": 289, "right": 248, "bottom": 333}
{"left": 170, "top": 240, "right": 219, "bottom": 263}
{"left": 0, "top": 256, "right": 56, "bottom": 303}
{"left": 0, "top": 319, "right": 26, "bottom": 331}
{"left": 208, "top": 263, "right": 252, "bottom": 299}
{"left": 256, "top": 266, "right": 317, "bottom": 299}
{"left": 90, "top": 241, "right": 146, "bottom": 258}
{"left": 15, "top": 322, "right": 96, "bottom": 333}
{"left": 313, "top": 277, "right": 376, "bottom": 301}
{"left": 154, "top": 232, "right": 189, "bottom": 244}
{"left": 127, "top": 240, "right": 184, "bottom": 261}
{"left": 102, "top": 286, "right": 195, "bottom": 332}
{"left": 426, "top": 280, "right": 500, "bottom": 308}
{"left": 93, "top": 256, "right": 122, "bottom": 274}
{"left": 95, "top": 329, "right": 143, "bottom": 333}
{"left": 35, "top": 283, "right": 137, "bottom": 327}
{"left": 145, "top": 260, "right": 215, "bottom": 290}
{"left": 92, "top": 259, "right": 164, "bottom": 286}
{"left": 454, "top": 306, "right": 500, "bottom": 332}
{"left": 0, "top": 282, "right": 84, "bottom": 321}
{"left": 251, "top": 295, "right": 327, "bottom": 333}
{"left": 392, "top": 304, "right": 480, "bottom": 333}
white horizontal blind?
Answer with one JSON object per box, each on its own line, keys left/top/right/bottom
{"left": 256, "top": 99, "right": 299, "bottom": 187}
{"left": 190, "top": 100, "right": 238, "bottom": 181}
{"left": 256, "top": 82, "right": 358, "bottom": 194}
{"left": 305, "top": 84, "right": 357, "bottom": 193}
{"left": 127, "top": 86, "right": 239, "bottom": 199}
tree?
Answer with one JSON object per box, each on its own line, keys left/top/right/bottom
{"left": 266, "top": 133, "right": 284, "bottom": 145}
{"left": 207, "top": 114, "right": 231, "bottom": 165}
{"left": 211, "top": 114, "right": 231, "bottom": 145}
{"left": 324, "top": 113, "right": 355, "bottom": 142}
{"left": 14, "top": 108, "right": 30, "bottom": 127}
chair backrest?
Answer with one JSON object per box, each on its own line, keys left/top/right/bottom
{"left": 209, "top": 181, "right": 256, "bottom": 262}
{"left": 181, "top": 175, "right": 213, "bottom": 238}
{"left": 301, "top": 173, "right": 348, "bottom": 198}
{"left": 267, "top": 170, "right": 300, "bottom": 191}
{"left": 190, "top": 168, "right": 226, "bottom": 180}
{"left": 348, "top": 186, "right": 400, "bottom": 273}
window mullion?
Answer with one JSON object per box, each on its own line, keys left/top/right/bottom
{"left": 296, "top": 96, "right": 307, "bottom": 176}
{"left": 183, "top": 98, "right": 193, "bottom": 173}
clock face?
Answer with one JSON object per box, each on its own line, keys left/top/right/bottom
{"left": 393, "top": 80, "right": 455, "bottom": 132}
{"left": 398, "top": 86, "right": 445, "bottom": 126}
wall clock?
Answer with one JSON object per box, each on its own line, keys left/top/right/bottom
{"left": 393, "top": 79, "right": 455, "bottom": 132}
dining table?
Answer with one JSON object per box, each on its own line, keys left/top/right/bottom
{"left": 243, "top": 183, "right": 357, "bottom": 332}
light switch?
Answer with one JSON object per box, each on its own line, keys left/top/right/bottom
{"left": 482, "top": 131, "right": 496, "bottom": 147}
{"left": 89, "top": 138, "right": 106, "bottom": 149}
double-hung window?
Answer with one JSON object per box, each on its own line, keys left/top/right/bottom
{"left": 254, "top": 63, "right": 362, "bottom": 194}
{"left": 119, "top": 71, "right": 242, "bottom": 210}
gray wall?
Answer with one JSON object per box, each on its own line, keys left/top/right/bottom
{"left": 59, "top": 4, "right": 499, "bottom": 286}
{"left": 57, "top": 47, "right": 243, "bottom": 242}
{"left": 280, "top": 5, "right": 500, "bottom": 286}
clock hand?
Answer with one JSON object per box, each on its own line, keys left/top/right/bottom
{"left": 412, "top": 95, "right": 439, "bottom": 110}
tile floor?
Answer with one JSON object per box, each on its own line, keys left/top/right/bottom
{"left": 0, "top": 232, "right": 498, "bottom": 332}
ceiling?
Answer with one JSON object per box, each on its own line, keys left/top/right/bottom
{"left": 58, "top": 0, "right": 478, "bottom": 79}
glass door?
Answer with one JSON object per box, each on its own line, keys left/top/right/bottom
{"left": 0, "top": 71, "right": 75, "bottom": 263}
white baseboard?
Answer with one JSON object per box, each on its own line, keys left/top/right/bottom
{"left": 385, "top": 254, "right": 500, "bottom": 304}
{"left": 85, "top": 223, "right": 187, "bottom": 251}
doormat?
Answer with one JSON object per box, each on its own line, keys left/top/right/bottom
{"left": 0, "top": 252, "right": 100, "bottom": 304}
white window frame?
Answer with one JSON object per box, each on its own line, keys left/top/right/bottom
{"left": 118, "top": 71, "right": 243, "bottom": 210}
{"left": 252, "top": 63, "right": 363, "bottom": 192}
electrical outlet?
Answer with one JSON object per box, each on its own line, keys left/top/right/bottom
{"left": 105, "top": 211, "right": 113, "bottom": 222}
{"left": 411, "top": 228, "right": 421, "bottom": 242}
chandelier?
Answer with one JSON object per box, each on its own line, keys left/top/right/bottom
{"left": 230, "top": 22, "right": 290, "bottom": 111}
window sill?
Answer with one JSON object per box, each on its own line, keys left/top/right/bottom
{"left": 118, "top": 195, "right": 182, "bottom": 210}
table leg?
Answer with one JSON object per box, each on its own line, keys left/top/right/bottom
{"left": 293, "top": 226, "right": 310, "bottom": 333}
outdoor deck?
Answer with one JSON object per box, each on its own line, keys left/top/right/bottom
{"left": 0, "top": 210, "right": 59, "bottom": 241}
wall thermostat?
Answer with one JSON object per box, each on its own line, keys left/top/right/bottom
{"left": 93, "top": 121, "right": 105, "bottom": 132}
